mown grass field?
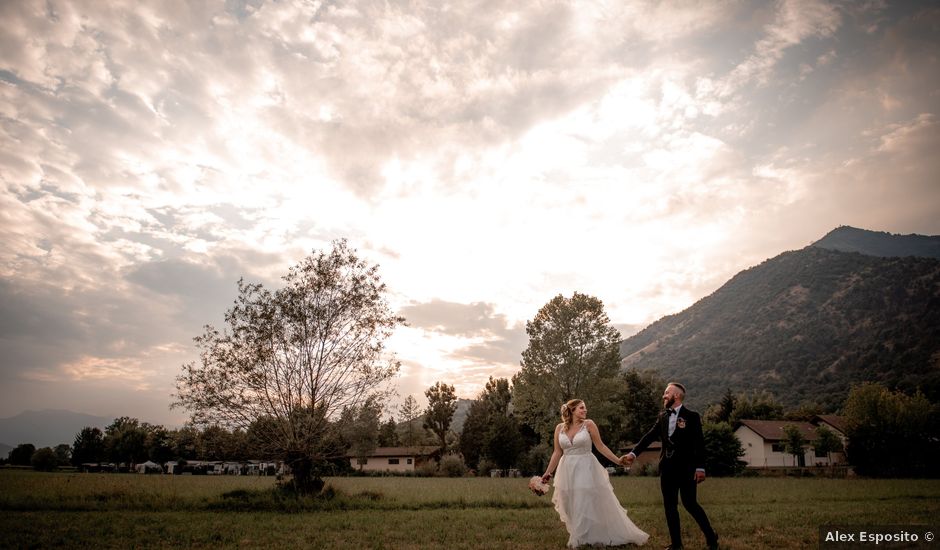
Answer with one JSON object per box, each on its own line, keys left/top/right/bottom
{"left": 1, "top": 470, "right": 937, "bottom": 549}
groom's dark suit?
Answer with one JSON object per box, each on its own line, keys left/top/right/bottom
{"left": 631, "top": 405, "right": 717, "bottom": 549}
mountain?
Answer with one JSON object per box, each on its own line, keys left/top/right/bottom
{"left": 813, "top": 226, "right": 940, "bottom": 259}
{"left": 0, "top": 442, "right": 12, "bottom": 459}
{"left": 0, "top": 409, "right": 113, "bottom": 449}
{"left": 620, "top": 230, "right": 940, "bottom": 410}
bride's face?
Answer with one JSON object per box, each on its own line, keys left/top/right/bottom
{"left": 575, "top": 402, "right": 587, "bottom": 419}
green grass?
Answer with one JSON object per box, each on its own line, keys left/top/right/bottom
{"left": 1, "top": 470, "right": 937, "bottom": 549}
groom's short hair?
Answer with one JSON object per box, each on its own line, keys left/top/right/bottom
{"left": 667, "top": 382, "right": 686, "bottom": 397}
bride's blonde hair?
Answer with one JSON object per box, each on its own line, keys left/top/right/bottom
{"left": 560, "top": 399, "right": 584, "bottom": 429}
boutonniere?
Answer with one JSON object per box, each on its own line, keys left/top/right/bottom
{"left": 676, "top": 418, "right": 687, "bottom": 429}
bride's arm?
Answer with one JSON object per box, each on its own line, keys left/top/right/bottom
{"left": 542, "top": 424, "right": 563, "bottom": 482}
{"left": 586, "top": 420, "right": 621, "bottom": 465}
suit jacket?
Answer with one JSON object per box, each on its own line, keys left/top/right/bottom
{"left": 630, "top": 405, "right": 705, "bottom": 472}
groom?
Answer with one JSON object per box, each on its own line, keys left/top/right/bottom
{"left": 622, "top": 382, "right": 718, "bottom": 550}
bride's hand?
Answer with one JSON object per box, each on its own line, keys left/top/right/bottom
{"left": 541, "top": 473, "right": 552, "bottom": 484}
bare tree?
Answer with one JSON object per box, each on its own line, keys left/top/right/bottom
{"left": 174, "top": 240, "right": 403, "bottom": 493}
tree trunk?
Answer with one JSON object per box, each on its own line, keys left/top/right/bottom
{"left": 284, "top": 453, "right": 324, "bottom": 495}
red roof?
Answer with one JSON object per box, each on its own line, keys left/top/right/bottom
{"left": 737, "top": 420, "right": 820, "bottom": 442}
{"left": 813, "top": 415, "right": 847, "bottom": 434}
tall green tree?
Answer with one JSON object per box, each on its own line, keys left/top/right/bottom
{"left": 609, "top": 368, "right": 664, "bottom": 446}
{"left": 344, "top": 397, "right": 383, "bottom": 469}
{"left": 379, "top": 417, "right": 399, "bottom": 447}
{"left": 458, "top": 377, "right": 520, "bottom": 469}
{"left": 485, "top": 414, "right": 525, "bottom": 470}
{"left": 458, "top": 399, "right": 491, "bottom": 469}
{"left": 512, "top": 293, "right": 622, "bottom": 440}
{"left": 702, "top": 422, "right": 746, "bottom": 476}
{"left": 71, "top": 427, "right": 105, "bottom": 466}
{"left": 104, "top": 417, "right": 148, "bottom": 465}
{"left": 843, "top": 382, "right": 938, "bottom": 477}
{"left": 174, "top": 240, "right": 403, "bottom": 493}
{"left": 397, "top": 395, "right": 424, "bottom": 446}
{"left": 424, "top": 381, "right": 458, "bottom": 452}
{"left": 781, "top": 424, "right": 807, "bottom": 467}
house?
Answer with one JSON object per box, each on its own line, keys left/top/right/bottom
{"left": 621, "top": 441, "right": 662, "bottom": 473}
{"left": 347, "top": 446, "right": 441, "bottom": 472}
{"left": 735, "top": 418, "right": 847, "bottom": 468}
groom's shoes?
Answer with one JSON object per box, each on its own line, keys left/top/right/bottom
{"left": 706, "top": 533, "right": 720, "bottom": 550}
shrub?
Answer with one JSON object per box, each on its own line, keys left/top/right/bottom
{"left": 31, "top": 447, "right": 59, "bottom": 471}
{"left": 440, "top": 454, "right": 466, "bottom": 477}
{"left": 416, "top": 459, "right": 438, "bottom": 477}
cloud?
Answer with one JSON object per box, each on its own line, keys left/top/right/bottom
{"left": 399, "top": 299, "right": 527, "bottom": 364}
{"left": 1, "top": 0, "right": 938, "bottom": 422}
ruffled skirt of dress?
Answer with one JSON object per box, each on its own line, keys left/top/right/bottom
{"left": 551, "top": 453, "right": 649, "bottom": 548}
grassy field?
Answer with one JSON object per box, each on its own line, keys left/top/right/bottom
{"left": 1, "top": 470, "right": 938, "bottom": 549}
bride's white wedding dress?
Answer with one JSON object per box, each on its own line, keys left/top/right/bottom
{"left": 552, "top": 423, "right": 649, "bottom": 548}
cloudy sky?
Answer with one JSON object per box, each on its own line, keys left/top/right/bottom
{"left": 1, "top": 0, "right": 938, "bottom": 426}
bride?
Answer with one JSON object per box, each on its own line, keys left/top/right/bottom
{"left": 542, "top": 399, "right": 649, "bottom": 548}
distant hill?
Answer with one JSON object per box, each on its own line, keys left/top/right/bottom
{"left": 620, "top": 230, "right": 940, "bottom": 410}
{"left": 0, "top": 409, "right": 113, "bottom": 449}
{"left": 813, "top": 226, "right": 940, "bottom": 259}
{"left": 0, "top": 442, "right": 12, "bottom": 460}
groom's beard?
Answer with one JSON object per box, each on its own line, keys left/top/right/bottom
{"left": 663, "top": 397, "right": 675, "bottom": 409}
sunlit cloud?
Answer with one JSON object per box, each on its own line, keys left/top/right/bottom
{"left": 1, "top": 0, "right": 938, "bottom": 420}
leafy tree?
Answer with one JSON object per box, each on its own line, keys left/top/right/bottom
{"left": 146, "top": 425, "right": 175, "bottom": 464}
{"left": 729, "top": 391, "right": 785, "bottom": 424}
{"left": 781, "top": 424, "right": 806, "bottom": 466}
{"left": 379, "top": 417, "right": 399, "bottom": 447}
{"left": 481, "top": 376, "right": 512, "bottom": 416}
{"left": 345, "top": 397, "right": 382, "bottom": 469}
{"left": 53, "top": 444, "right": 71, "bottom": 466}
{"left": 424, "top": 382, "right": 457, "bottom": 452}
{"left": 31, "top": 447, "right": 58, "bottom": 471}
{"left": 174, "top": 240, "right": 403, "bottom": 494}
{"left": 485, "top": 414, "right": 525, "bottom": 470}
{"left": 609, "top": 369, "right": 664, "bottom": 446}
{"left": 458, "top": 399, "right": 491, "bottom": 469}
{"left": 843, "top": 382, "right": 938, "bottom": 477}
{"left": 71, "top": 427, "right": 105, "bottom": 465}
{"left": 104, "top": 417, "right": 148, "bottom": 464}
{"left": 9, "top": 443, "right": 35, "bottom": 466}
{"left": 170, "top": 426, "right": 200, "bottom": 460}
{"left": 198, "top": 425, "right": 242, "bottom": 461}
{"left": 397, "top": 395, "right": 424, "bottom": 446}
{"left": 702, "top": 422, "right": 746, "bottom": 476}
{"left": 717, "top": 389, "right": 736, "bottom": 423}
{"left": 456, "top": 377, "right": 528, "bottom": 470}
{"left": 814, "top": 425, "right": 843, "bottom": 464}
{"left": 512, "top": 292, "right": 622, "bottom": 441}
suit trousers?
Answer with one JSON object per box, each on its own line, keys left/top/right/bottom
{"left": 659, "top": 457, "right": 716, "bottom": 546}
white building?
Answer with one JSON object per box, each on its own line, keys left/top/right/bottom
{"left": 735, "top": 418, "right": 847, "bottom": 468}
{"left": 347, "top": 446, "right": 440, "bottom": 473}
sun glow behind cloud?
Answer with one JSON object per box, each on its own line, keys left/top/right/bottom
{"left": 1, "top": 0, "right": 938, "bottom": 421}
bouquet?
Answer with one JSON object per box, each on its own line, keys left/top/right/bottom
{"left": 528, "top": 476, "right": 550, "bottom": 496}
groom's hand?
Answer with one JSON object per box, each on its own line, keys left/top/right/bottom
{"left": 695, "top": 471, "right": 706, "bottom": 483}
{"left": 620, "top": 454, "right": 634, "bottom": 466}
